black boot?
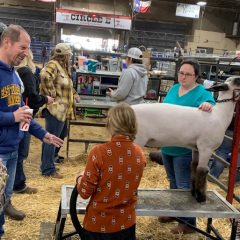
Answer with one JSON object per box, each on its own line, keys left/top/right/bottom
{"left": 4, "top": 201, "right": 26, "bottom": 220}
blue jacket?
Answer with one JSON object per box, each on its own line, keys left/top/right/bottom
{"left": 0, "top": 61, "right": 47, "bottom": 154}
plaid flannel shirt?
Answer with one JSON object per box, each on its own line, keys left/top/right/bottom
{"left": 40, "top": 60, "right": 76, "bottom": 122}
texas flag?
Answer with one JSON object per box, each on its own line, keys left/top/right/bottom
{"left": 133, "top": 0, "right": 152, "bottom": 13}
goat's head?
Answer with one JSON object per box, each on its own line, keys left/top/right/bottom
{"left": 208, "top": 77, "right": 240, "bottom": 102}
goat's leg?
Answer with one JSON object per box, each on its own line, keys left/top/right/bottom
{"left": 191, "top": 150, "right": 199, "bottom": 197}
{"left": 195, "top": 167, "right": 208, "bottom": 202}
{"left": 195, "top": 149, "right": 212, "bottom": 203}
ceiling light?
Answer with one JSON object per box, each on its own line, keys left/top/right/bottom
{"left": 197, "top": 1, "right": 207, "bottom": 6}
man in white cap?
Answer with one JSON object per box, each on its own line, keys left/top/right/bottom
{"left": 107, "top": 47, "right": 149, "bottom": 105}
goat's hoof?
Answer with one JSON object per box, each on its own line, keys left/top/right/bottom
{"left": 195, "top": 191, "right": 206, "bottom": 203}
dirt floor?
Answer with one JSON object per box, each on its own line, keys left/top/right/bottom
{"left": 2, "top": 116, "right": 240, "bottom": 240}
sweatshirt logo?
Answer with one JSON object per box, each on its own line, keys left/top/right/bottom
{"left": 1, "top": 84, "right": 21, "bottom": 106}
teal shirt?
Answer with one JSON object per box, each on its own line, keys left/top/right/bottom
{"left": 161, "top": 83, "right": 215, "bottom": 156}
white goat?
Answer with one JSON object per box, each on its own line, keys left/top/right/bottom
{"left": 132, "top": 76, "right": 240, "bottom": 202}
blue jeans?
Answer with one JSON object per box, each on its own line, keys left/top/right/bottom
{"left": 41, "top": 109, "right": 67, "bottom": 175}
{"left": 14, "top": 132, "right": 31, "bottom": 191}
{"left": 162, "top": 152, "right": 196, "bottom": 226}
{"left": 0, "top": 150, "right": 18, "bottom": 236}
{"left": 72, "top": 71, "right": 77, "bottom": 89}
{"left": 54, "top": 121, "right": 68, "bottom": 159}
{"left": 209, "top": 137, "right": 240, "bottom": 181}
{"left": 0, "top": 213, "right": 4, "bottom": 236}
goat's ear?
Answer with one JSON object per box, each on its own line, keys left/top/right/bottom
{"left": 207, "top": 83, "right": 229, "bottom": 92}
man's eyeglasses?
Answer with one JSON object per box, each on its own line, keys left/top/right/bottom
{"left": 178, "top": 71, "right": 195, "bottom": 78}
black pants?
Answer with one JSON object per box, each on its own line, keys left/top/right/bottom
{"left": 83, "top": 224, "right": 136, "bottom": 240}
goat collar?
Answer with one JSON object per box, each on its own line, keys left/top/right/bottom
{"left": 216, "top": 89, "right": 240, "bottom": 103}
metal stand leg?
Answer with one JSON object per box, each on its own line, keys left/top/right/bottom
{"left": 54, "top": 203, "right": 62, "bottom": 235}
{"left": 54, "top": 202, "right": 66, "bottom": 240}
{"left": 207, "top": 218, "right": 213, "bottom": 234}
{"left": 175, "top": 217, "right": 220, "bottom": 240}
{"left": 55, "top": 217, "right": 66, "bottom": 240}
{"left": 230, "top": 218, "right": 238, "bottom": 240}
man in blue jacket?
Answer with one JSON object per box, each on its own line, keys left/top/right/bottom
{"left": 0, "top": 24, "right": 63, "bottom": 237}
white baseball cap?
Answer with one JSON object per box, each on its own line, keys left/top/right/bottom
{"left": 55, "top": 43, "right": 72, "bottom": 56}
{"left": 126, "top": 47, "right": 143, "bottom": 60}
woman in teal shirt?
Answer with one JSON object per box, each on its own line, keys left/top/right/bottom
{"left": 159, "top": 59, "right": 215, "bottom": 234}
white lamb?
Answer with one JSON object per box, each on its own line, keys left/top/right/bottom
{"left": 132, "top": 76, "right": 240, "bottom": 202}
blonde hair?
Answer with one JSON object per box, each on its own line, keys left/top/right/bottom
{"left": 16, "top": 49, "right": 36, "bottom": 73}
{"left": 106, "top": 103, "right": 137, "bottom": 141}
{"left": 50, "top": 47, "right": 55, "bottom": 57}
{"left": 50, "top": 53, "right": 71, "bottom": 75}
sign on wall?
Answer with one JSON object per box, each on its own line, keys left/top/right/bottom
{"left": 56, "top": 9, "right": 132, "bottom": 30}
{"left": 176, "top": 3, "right": 200, "bottom": 19}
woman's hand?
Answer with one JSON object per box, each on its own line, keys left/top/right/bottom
{"left": 46, "top": 96, "right": 54, "bottom": 104}
{"left": 76, "top": 171, "right": 85, "bottom": 184}
{"left": 198, "top": 102, "right": 213, "bottom": 112}
{"left": 74, "top": 94, "right": 80, "bottom": 103}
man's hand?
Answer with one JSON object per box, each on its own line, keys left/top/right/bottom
{"left": 106, "top": 88, "right": 114, "bottom": 97}
{"left": 13, "top": 106, "right": 32, "bottom": 123}
{"left": 43, "top": 133, "right": 64, "bottom": 147}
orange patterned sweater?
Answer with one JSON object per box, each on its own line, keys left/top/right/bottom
{"left": 77, "top": 135, "right": 146, "bottom": 233}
